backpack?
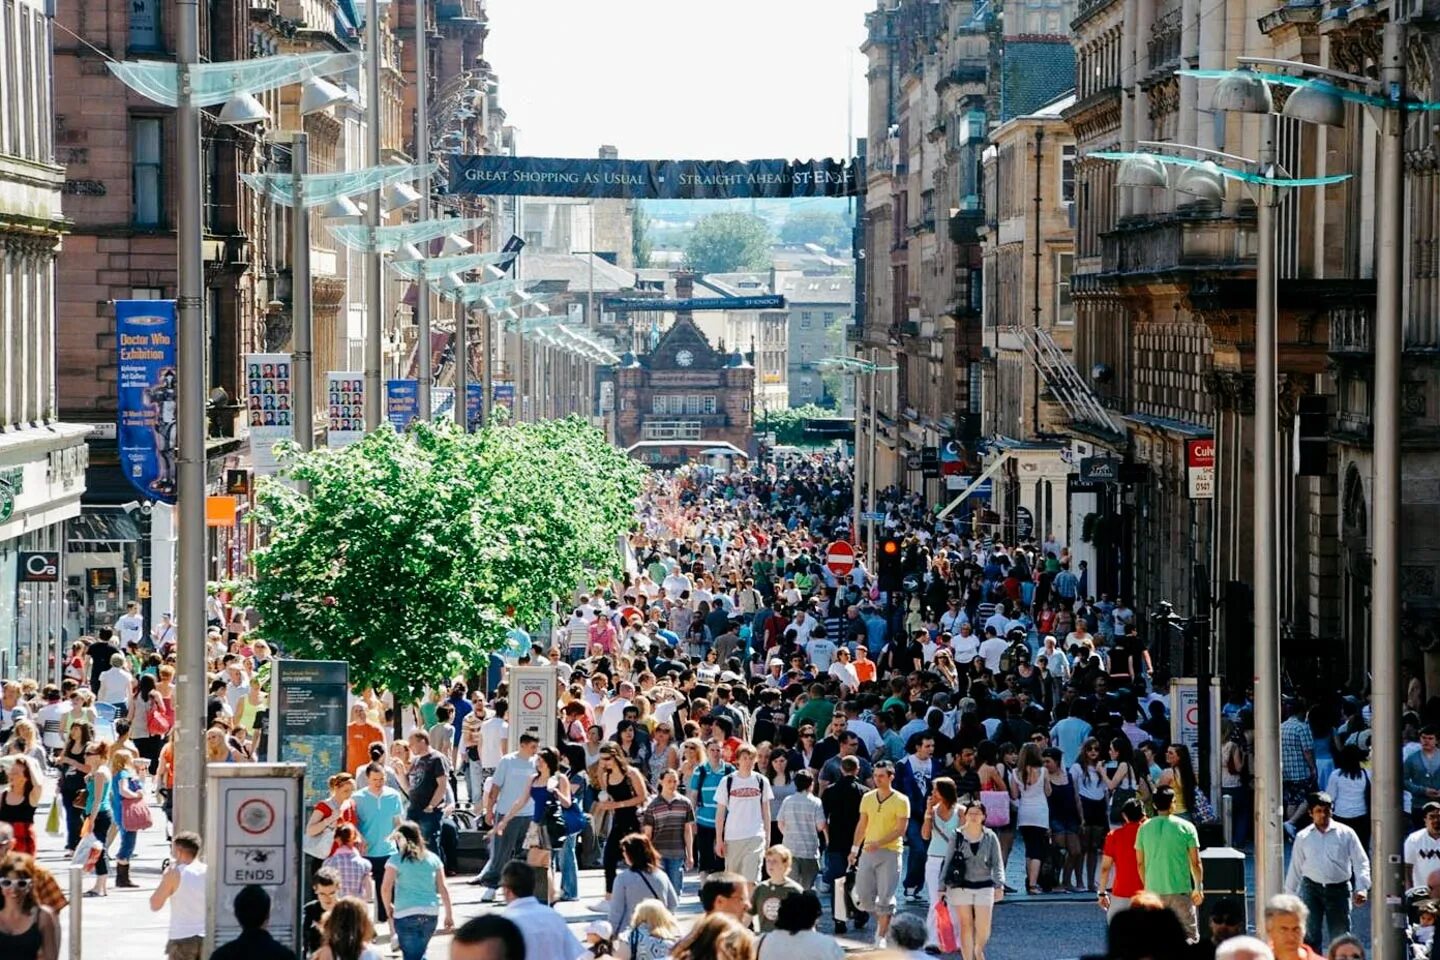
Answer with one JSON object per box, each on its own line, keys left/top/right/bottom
{"left": 998, "top": 640, "right": 1029, "bottom": 675}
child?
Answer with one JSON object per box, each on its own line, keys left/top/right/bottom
{"left": 1415, "top": 900, "right": 1437, "bottom": 956}
{"left": 582, "top": 919, "right": 615, "bottom": 959}
{"left": 750, "top": 844, "right": 803, "bottom": 933}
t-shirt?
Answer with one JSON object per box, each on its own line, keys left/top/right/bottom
{"left": 751, "top": 877, "right": 803, "bottom": 932}
{"left": 716, "top": 771, "right": 772, "bottom": 841}
{"left": 354, "top": 786, "right": 406, "bottom": 857}
{"left": 87, "top": 640, "right": 119, "bottom": 690}
{"left": 346, "top": 721, "right": 386, "bottom": 775}
{"left": 690, "top": 763, "right": 734, "bottom": 829}
{"left": 953, "top": 633, "right": 981, "bottom": 663}
{"left": 1405, "top": 827, "right": 1440, "bottom": 879}
{"left": 387, "top": 851, "right": 443, "bottom": 917}
{"left": 406, "top": 752, "right": 447, "bottom": 819}
{"left": 808, "top": 638, "right": 837, "bottom": 672}
{"left": 859, "top": 789, "right": 910, "bottom": 852}
{"left": 1102, "top": 821, "right": 1144, "bottom": 897}
{"left": 1134, "top": 814, "right": 1199, "bottom": 896}
{"left": 978, "top": 637, "right": 1009, "bottom": 673}
{"left": 479, "top": 716, "right": 508, "bottom": 769}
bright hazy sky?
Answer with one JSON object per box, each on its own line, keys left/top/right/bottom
{"left": 484, "top": 0, "right": 874, "bottom": 161}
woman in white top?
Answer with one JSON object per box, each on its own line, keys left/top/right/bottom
{"left": 1324, "top": 743, "right": 1371, "bottom": 849}
{"left": 919, "top": 777, "right": 962, "bottom": 951}
{"left": 1071, "top": 737, "right": 1110, "bottom": 891}
{"left": 756, "top": 889, "right": 843, "bottom": 960}
{"left": 1011, "top": 743, "right": 1051, "bottom": 895}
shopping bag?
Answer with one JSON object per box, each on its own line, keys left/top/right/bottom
{"left": 45, "top": 800, "right": 61, "bottom": 836}
{"left": 833, "top": 874, "right": 848, "bottom": 922}
{"left": 934, "top": 899, "right": 959, "bottom": 954}
{"left": 72, "top": 833, "right": 102, "bottom": 873}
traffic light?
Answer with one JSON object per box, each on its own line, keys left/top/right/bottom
{"left": 877, "top": 536, "right": 903, "bottom": 591}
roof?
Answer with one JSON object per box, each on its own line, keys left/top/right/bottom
{"left": 625, "top": 440, "right": 748, "bottom": 456}
{"left": 1122, "top": 412, "right": 1213, "bottom": 438}
{"left": 775, "top": 271, "right": 855, "bottom": 305}
{"left": 1031, "top": 92, "right": 1078, "bottom": 118}
{"left": 697, "top": 273, "right": 772, "bottom": 298}
{"left": 999, "top": 40, "right": 1076, "bottom": 121}
{"left": 521, "top": 253, "right": 636, "bottom": 293}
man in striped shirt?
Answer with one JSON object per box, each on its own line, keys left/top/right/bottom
{"left": 777, "top": 771, "right": 826, "bottom": 889}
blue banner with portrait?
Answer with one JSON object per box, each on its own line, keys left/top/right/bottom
{"left": 387, "top": 379, "right": 420, "bottom": 431}
{"left": 465, "top": 383, "right": 484, "bottom": 432}
{"left": 449, "top": 155, "right": 859, "bottom": 200}
{"left": 115, "top": 299, "right": 178, "bottom": 504}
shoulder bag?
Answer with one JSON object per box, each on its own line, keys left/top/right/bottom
{"left": 304, "top": 801, "right": 336, "bottom": 859}
{"left": 120, "top": 778, "right": 153, "bottom": 831}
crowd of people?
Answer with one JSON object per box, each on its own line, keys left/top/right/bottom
{"left": 0, "top": 450, "right": 1421, "bottom": 960}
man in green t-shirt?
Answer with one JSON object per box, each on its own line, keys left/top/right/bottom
{"left": 1135, "top": 786, "right": 1204, "bottom": 942}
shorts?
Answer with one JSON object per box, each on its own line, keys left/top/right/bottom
{"left": 525, "top": 819, "right": 553, "bottom": 850}
{"left": 946, "top": 886, "right": 996, "bottom": 908}
{"left": 1019, "top": 826, "right": 1050, "bottom": 861}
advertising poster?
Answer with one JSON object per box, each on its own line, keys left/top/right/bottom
{"left": 115, "top": 299, "right": 178, "bottom": 504}
{"left": 465, "top": 383, "right": 484, "bottom": 432}
{"left": 246, "top": 353, "right": 294, "bottom": 475}
{"left": 326, "top": 372, "right": 366, "bottom": 448}
{"left": 431, "top": 387, "right": 455, "bottom": 421}
{"left": 492, "top": 383, "right": 516, "bottom": 416}
{"left": 387, "top": 379, "right": 420, "bottom": 431}
{"left": 267, "top": 660, "right": 349, "bottom": 809}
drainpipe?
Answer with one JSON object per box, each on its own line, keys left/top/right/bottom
{"left": 1032, "top": 128, "right": 1044, "bottom": 436}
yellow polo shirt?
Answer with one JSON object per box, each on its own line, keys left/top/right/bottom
{"left": 860, "top": 788, "right": 910, "bottom": 852}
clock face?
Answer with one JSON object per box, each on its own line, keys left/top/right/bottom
{"left": 675, "top": 349, "right": 694, "bottom": 368}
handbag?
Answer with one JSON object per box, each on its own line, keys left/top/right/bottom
{"left": 542, "top": 797, "right": 569, "bottom": 846}
{"left": 304, "top": 802, "right": 336, "bottom": 858}
{"left": 121, "top": 781, "right": 154, "bottom": 831}
{"left": 979, "top": 789, "right": 1011, "bottom": 828}
{"left": 45, "top": 799, "right": 61, "bottom": 835}
{"left": 561, "top": 799, "right": 588, "bottom": 836}
{"left": 148, "top": 698, "right": 174, "bottom": 737}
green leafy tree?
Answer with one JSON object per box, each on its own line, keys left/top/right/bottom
{"left": 778, "top": 209, "right": 851, "bottom": 251}
{"left": 243, "top": 418, "right": 644, "bottom": 701}
{"left": 632, "top": 206, "right": 653, "bottom": 269}
{"left": 761, "top": 403, "right": 843, "bottom": 445}
{"left": 683, "top": 212, "right": 773, "bottom": 274}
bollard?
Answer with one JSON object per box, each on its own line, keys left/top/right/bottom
{"left": 1222, "top": 792, "right": 1233, "bottom": 848}
{"left": 69, "top": 867, "right": 82, "bottom": 960}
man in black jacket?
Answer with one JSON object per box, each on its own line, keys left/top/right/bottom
{"left": 822, "top": 756, "right": 870, "bottom": 933}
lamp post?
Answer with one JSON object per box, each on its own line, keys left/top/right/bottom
{"left": 292, "top": 132, "right": 314, "bottom": 455}
{"left": 819, "top": 355, "right": 897, "bottom": 568}
{"left": 415, "top": 0, "right": 432, "bottom": 420}
{"left": 364, "top": 0, "right": 383, "bottom": 429}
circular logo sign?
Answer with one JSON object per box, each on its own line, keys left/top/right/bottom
{"left": 236, "top": 797, "right": 276, "bottom": 836}
{"left": 522, "top": 690, "right": 544, "bottom": 711}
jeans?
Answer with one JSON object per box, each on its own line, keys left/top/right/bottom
{"left": 555, "top": 832, "right": 579, "bottom": 900}
{"left": 1298, "top": 878, "right": 1353, "bottom": 950}
{"left": 411, "top": 810, "right": 443, "bottom": 856}
{"left": 661, "top": 856, "right": 685, "bottom": 895}
{"left": 465, "top": 762, "right": 487, "bottom": 807}
{"left": 694, "top": 824, "right": 722, "bottom": 873}
{"left": 116, "top": 823, "right": 138, "bottom": 861}
{"left": 368, "top": 856, "right": 390, "bottom": 922}
{"left": 393, "top": 913, "right": 438, "bottom": 960}
{"left": 902, "top": 819, "right": 927, "bottom": 892}
{"left": 476, "top": 815, "right": 530, "bottom": 888}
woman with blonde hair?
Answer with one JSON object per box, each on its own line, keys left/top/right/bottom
{"left": 312, "top": 895, "right": 381, "bottom": 960}
{"left": 109, "top": 747, "right": 145, "bottom": 888}
{"left": 5, "top": 721, "right": 46, "bottom": 769}
{"left": 619, "top": 898, "right": 683, "bottom": 960}
{"left": 1011, "top": 741, "right": 1051, "bottom": 895}
{"left": 672, "top": 913, "right": 755, "bottom": 960}
{"left": 80, "top": 739, "right": 113, "bottom": 896}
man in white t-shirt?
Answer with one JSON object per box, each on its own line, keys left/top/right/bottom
{"left": 600, "top": 681, "right": 634, "bottom": 738}
{"left": 939, "top": 598, "right": 966, "bottom": 635}
{"left": 808, "top": 630, "right": 837, "bottom": 672}
{"left": 713, "top": 743, "right": 772, "bottom": 883}
{"left": 953, "top": 623, "right": 981, "bottom": 665}
{"left": 1406, "top": 802, "right": 1440, "bottom": 887}
{"left": 978, "top": 628, "right": 1009, "bottom": 674}
{"left": 115, "top": 602, "right": 145, "bottom": 649}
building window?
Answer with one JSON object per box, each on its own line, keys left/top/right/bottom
{"left": 132, "top": 117, "right": 163, "bottom": 226}
{"left": 642, "top": 420, "right": 702, "bottom": 440}
{"left": 823, "top": 311, "right": 835, "bottom": 326}
{"left": 1061, "top": 145, "right": 1076, "bottom": 204}
{"left": 652, "top": 395, "right": 668, "bottom": 414}
{"left": 131, "top": 287, "right": 163, "bottom": 300}
{"left": 1055, "top": 252, "right": 1074, "bottom": 325}
{"left": 702, "top": 396, "right": 717, "bottom": 414}
{"left": 800, "top": 311, "right": 813, "bottom": 329}
{"left": 129, "top": 0, "right": 161, "bottom": 51}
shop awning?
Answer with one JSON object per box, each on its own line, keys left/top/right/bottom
{"left": 68, "top": 509, "right": 142, "bottom": 544}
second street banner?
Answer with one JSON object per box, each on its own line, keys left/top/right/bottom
{"left": 326, "top": 372, "right": 365, "bottom": 448}
{"left": 246, "top": 353, "right": 294, "bottom": 475}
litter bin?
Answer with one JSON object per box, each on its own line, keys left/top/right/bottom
{"left": 1199, "top": 846, "right": 1248, "bottom": 933}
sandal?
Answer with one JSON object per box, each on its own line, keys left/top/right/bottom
{"left": 1026, "top": 885, "right": 1041, "bottom": 895}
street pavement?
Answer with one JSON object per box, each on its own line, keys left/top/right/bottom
{"left": 33, "top": 785, "right": 1369, "bottom": 959}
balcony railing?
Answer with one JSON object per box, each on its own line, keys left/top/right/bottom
{"left": 1101, "top": 214, "right": 1256, "bottom": 277}
{"left": 1329, "top": 304, "right": 1372, "bottom": 355}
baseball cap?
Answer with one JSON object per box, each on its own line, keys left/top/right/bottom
{"left": 769, "top": 658, "right": 784, "bottom": 668}
{"left": 584, "top": 920, "right": 613, "bottom": 940}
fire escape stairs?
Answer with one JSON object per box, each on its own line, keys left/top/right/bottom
{"left": 1012, "top": 325, "right": 1124, "bottom": 435}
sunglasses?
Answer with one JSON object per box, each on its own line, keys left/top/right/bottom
{"left": 0, "top": 878, "right": 33, "bottom": 890}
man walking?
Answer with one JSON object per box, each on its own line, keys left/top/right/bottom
{"left": 642, "top": 768, "right": 696, "bottom": 894}
{"left": 777, "top": 770, "right": 826, "bottom": 889}
{"left": 894, "top": 734, "right": 942, "bottom": 899}
{"left": 471, "top": 733, "right": 539, "bottom": 901}
{"left": 1097, "top": 798, "right": 1145, "bottom": 918}
{"left": 823, "top": 755, "right": 868, "bottom": 933}
{"left": 149, "top": 833, "right": 207, "bottom": 960}
{"left": 848, "top": 760, "right": 910, "bottom": 949}
{"left": 714, "top": 743, "right": 772, "bottom": 882}
{"left": 354, "top": 762, "right": 405, "bottom": 934}
{"left": 406, "top": 730, "right": 449, "bottom": 854}
{"left": 1284, "top": 791, "right": 1370, "bottom": 949}
{"left": 1406, "top": 726, "right": 1440, "bottom": 827}
{"left": 1405, "top": 801, "right": 1440, "bottom": 887}
{"left": 1281, "top": 702, "right": 1318, "bottom": 833}
{"left": 499, "top": 860, "right": 587, "bottom": 960}
{"left": 1135, "top": 786, "right": 1204, "bottom": 942}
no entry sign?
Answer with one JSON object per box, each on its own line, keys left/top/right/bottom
{"left": 826, "top": 540, "right": 856, "bottom": 577}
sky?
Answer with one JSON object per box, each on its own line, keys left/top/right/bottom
{"left": 484, "top": 0, "right": 874, "bottom": 161}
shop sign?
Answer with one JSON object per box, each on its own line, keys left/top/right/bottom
{"left": 1186, "top": 438, "right": 1215, "bottom": 500}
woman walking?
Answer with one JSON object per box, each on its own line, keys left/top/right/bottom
{"left": 0, "top": 756, "right": 44, "bottom": 855}
{"left": 919, "top": 776, "right": 961, "bottom": 951}
{"left": 1158, "top": 744, "right": 1197, "bottom": 821}
{"left": 1071, "top": 738, "right": 1109, "bottom": 890}
{"left": 976, "top": 742, "right": 1016, "bottom": 873}
{"left": 82, "top": 741, "right": 113, "bottom": 897}
{"left": 380, "top": 821, "right": 454, "bottom": 960}
{"left": 943, "top": 800, "right": 1006, "bottom": 960}
{"left": 1104, "top": 737, "right": 1140, "bottom": 824}
{"left": 495, "top": 746, "right": 573, "bottom": 903}
{"left": 763, "top": 751, "right": 795, "bottom": 847}
{"left": 1325, "top": 744, "right": 1371, "bottom": 848}
{"left": 608, "top": 833, "right": 678, "bottom": 941}
{"left": 1043, "top": 748, "right": 1083, "bottom": 891}
{"left": 109, "top": 748, "right": 145, "bottom": 889}
{"left": 312, "top": 895, "right": 382, "bottom": 960}
{"left": 0, "top": 854, "right": 59, "bottom": 960}
{"left": 128, "top": 674, "right": 166, "bottom": 782}
{"left": 1011, "top": 742, "right": 1050, "bottom": 895}
{"left": 55, "top": 722, "right": 92, "bottom": 852}
{"left": 595, "top": 747, "right": 649, "bottom": 904}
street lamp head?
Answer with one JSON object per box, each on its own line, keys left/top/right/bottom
{"left": 392, "top": 243, "right": 426, "bottom": 262}
{"left": 217, "top": 92, "right": 270, "bottom": 125}
{"left": 385, "top": 181, "right": 423, "bottom": 211}
{"left": 1211, "top": 67, "right": 1274, "bottom": 115}
{"left": 1174, "top": 161, "right": 1227, "bottom": 202}
{"left": 1281, "top": 80, "right": 1348, "bottom": 127}
{"left": 318, "top": 196, "right": 363, "bottom": 221}
{"left": 442, "top": 233, "right": 474, "bottom": 256}
{"left": 299, "top": 76, "right": 348, "bottom": 116}
{"left": 1116, "top": 153, "right": 1169, "bottom": 189}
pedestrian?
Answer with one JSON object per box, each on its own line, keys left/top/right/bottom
{"left": 353, "top": 761, "right": 404, "bottom": 932}
{"left": 1284, "top": 791, "right": 1369, "bottom": 949}
{"left": 641, "top": 768, "right": 696, "bottom": 894}
{"left": 689, "top": 739, "right": 735, "bottom": 874}
{"left": 55, "top": 721, "right": 92, "bottom": 852}
{"left": 1097, "top": 798, "right": 1146, "bottom": 918}
{"left": 822, "top": 754, "right": 867, "bottom": 932}
{"left": 380, "top": 821, "right": 454, "bottom": 960}
{"left": 698, "top": 872, "right": 752, "bottom": 923}
{"left": 447, "top": 915, "right": 525, "bottom": 960}
{"left": 1072, "top": 737, "right": 1110, "bottom": 890}
{"left": 750, "top": 845, "right": 802, "bottom": 934}
{"left": 306, "top": 773, "right": 359, "bottom": 865}
{"left": 493, "top": 746, "right": 572, "bottom": 903}
{"left": 1282, "top": 703, "right": 1319, "bottom": 833}
{"left": 887, "top": 912, "right": 930, "bottom": 958}
{"left": 303, "top": 868, "right": 341, "bottom": 957}
{"left": 714, "top": 743, "right": 772, "bottom": 882}
{"left": 80, "top": 739, "right": 113, "bottom": 897}
{"left": 1406, "top": 801, "right": 1440, "bottom": 887}
{"left": 210, "top": 885, "right": 298, "bottom": 960}
{"left": 109, "top": 748, "right": 145, "bottom": 889}
{"left": 1134, "top": 786, "right": 1204, "bottom": 942}
{"left": 593, "top": 745, "right": 649, "bottom": 908}
{"left": 403, "top": 731, "right": 448, "bottom": 855}
{"left": 0, "top": 756, "right": 43, "bottom": 855}
{"left": 672, "top": 912, "right": 755, "bottom": 960}
{"left": 1324, "top": 745, "right": 1371, "bottom": 849}
{"left": 1324, "top": 934, "right": 1365, "bottom": 960}
{"left": 757, "top": 890, "right": 842, "bottom": 960}
{"left": 0, "top": 854, "right": 59, "bottom": 960}
{"left": 322, "top": 824, "right": 373, "bottom": 901}
{"left": 147, "top": 832, "right": 206, "bottom": 960}
{"left": 622, "top": 898, "right": 683, "bottom": 960}
{"left": 1043, "top": 746, "right": 1084, "bottom": 891}
{"left": 775, "top": 770, "right": 825, "bottom": 890}
{"left": 919, "top": 775, "right": 960, "bottom": 950}
{"left": 498, "top": 860, "right": 588, "bottom": 960}
{"left": 1263, "top": 893, "right": 1324, "bottom": 960}
{"left": 0, "top": 826, "right": 64, "bottom": 915}
{"left": 1012, "top": 741, "right": 1051, "bottom": 895}
{"left": 895, "top": 733, "right": 944, "bottom": 900}
{"left": 848, "top": 759, "right": 909, "bottom": 949}
{"left": 940, "top": 796, "right": 1006, "bottom": 960}
{"left": 1216, "top": 936, "right": 1277, "bottom": 960}
{"left": 1406, "top": 727, "right": 1440, "bottom": 828}
{"left": 608, "top": 833, "right": 677, "bottom": 939}
{"left": 312, "top": 895, "right": 381, "bottom": 960}
{"left": 470, "top": 733, "right": 538, "bottom": 902}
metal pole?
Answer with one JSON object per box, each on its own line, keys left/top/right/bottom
{"left": 867, "top": 351, "right": 879, "bottom": 571}
{"left": 292, "top": 133, "right": 314, "bottom": 455}
{"left": 172, "top": 0, "right": 206, "bottom": 839}
{"left": 481, "top": 310, "right": 493, "bottom": 427}
{"left": 363, "top": 0, "right": 383, "bottom": 429}
{"left": 1371, "top": 22, "right": 1407, "bottom": 960}
{"left": 68, "top": 866, "right": 82, "bottom": 959}
{"left": 414, "top": 0, "right": 432, "bottom": 420}
{"left": 455, "top": 309, "right": 468, "bottom": 429}
{"left": 1252, "top": 109, "right": 1284, "bottom": 910}
{"left": 852, "top": 370, "right": 863, "bottom": 546}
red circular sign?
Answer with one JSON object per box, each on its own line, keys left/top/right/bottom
{"left": 522, "top": 690, "right": 544, "bottom": 710}
{"left": 236, "top": 798, "right": 276, "bottom": 836}
{"left": 826, "top": 540, "right": 856, "bottom": 576}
